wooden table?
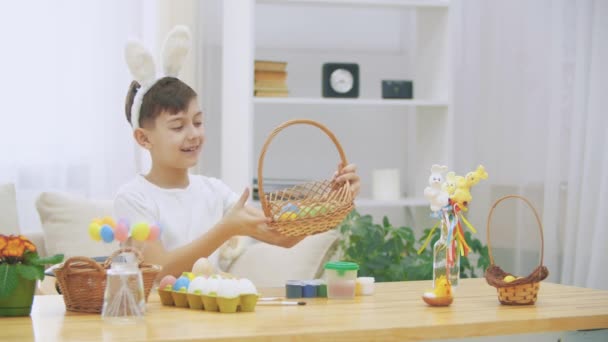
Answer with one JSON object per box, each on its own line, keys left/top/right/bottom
{"left": 2, "top": 279, "right": 607, "bottom": 341}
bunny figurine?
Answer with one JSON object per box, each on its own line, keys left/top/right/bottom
{"left": 424, "top": 165, "right": 449, "bottom": 212}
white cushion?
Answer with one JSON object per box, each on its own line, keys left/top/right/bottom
{"left": 0, "top": 183, "right": 20, "bottom": 234}
{"left": 228, "top": 230, "right": 340, "bottom": 287}
{"left": 35, "top": 192, "right": 119, "bottom": 258}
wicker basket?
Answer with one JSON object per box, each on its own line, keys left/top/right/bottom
{"left": 485, "top": 195, "right": 549, "bottom": 305}
{"left": 258, "top": 119, "right": 355, "bottom": 237}
{"left": 55, "top": 247, "right": 161, "bottom": 313}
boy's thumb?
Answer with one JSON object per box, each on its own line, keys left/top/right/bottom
{"left": 237, "top": 188, "right": 250, "bottom": 207}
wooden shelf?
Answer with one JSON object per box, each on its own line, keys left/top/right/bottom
{"left": 355, "top": 197, "right": 427, "bottom": 207}
{"left": 257, "top": 0, "right": 450, "bottom": 9}
{"left": 254, "top": 97, "right": 448, "bottom": 107}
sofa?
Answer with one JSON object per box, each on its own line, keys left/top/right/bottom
{"left": 1, "top": 183, "right": 339, "bottom": 292}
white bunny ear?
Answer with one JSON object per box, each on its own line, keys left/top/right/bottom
{"left": 125, "top": 40, "right": 157, "bottom": 86}
{"left": 161, "top": 25, "right": 192, "bottom": 77}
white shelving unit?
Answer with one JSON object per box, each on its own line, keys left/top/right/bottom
{"left": 221, "top": 0, "right": 452, "bottom": 210}
{"left": 254, "top": 97, "right": 448, "bottom": 107}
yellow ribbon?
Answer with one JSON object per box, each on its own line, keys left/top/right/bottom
{"left": 417, "top": 220, "right": 440, "bottom": 255}
{"left": 459, "top": 213, "right": 477, "bottom": 234}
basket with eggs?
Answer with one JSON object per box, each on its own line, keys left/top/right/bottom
{"left": 258, "top": 119, "right": 355, "bottom": 237}
{"left": 484, "top": 195, "right": 549, "bottom": 305}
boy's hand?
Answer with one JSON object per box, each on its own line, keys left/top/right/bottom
{"left": 222, "top": 188, "right": 305, "bottom": 248}
{"left": 332, "top": 163, "right": 361, "bottom": 197}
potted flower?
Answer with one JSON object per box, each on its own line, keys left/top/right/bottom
{"left": 0, "top": 234, "right": 64, "bottom": 316}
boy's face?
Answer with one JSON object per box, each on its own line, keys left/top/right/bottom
{"left": 142, "top": 98, "right": 205, "bottom": 170}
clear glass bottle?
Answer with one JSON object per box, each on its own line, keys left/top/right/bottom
{"left": 102, "top": 252, "right": 145, "bottom": 323}
{"left": 433, "top": 221, "right": 460, "bottom": 288}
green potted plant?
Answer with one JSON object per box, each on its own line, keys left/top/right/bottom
{"left": 0, "top": 234, "right": 64, "bottom": 316}
{"left": 336, "top": 210, "right": 490, "bottom": 282}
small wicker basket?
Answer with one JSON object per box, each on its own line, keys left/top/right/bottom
{"left": 55, "top": 247, "right": 161, "bottom": 313}
{"left": 485, "top": 195, "right": 549, "bottom": 305}
{"left": 258, "top": 119, "right": 355, "bottom": 237}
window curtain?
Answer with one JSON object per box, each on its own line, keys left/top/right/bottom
{"left": 0, "top": 0, "right": 153, "bottom": 234}
{"left": 453, "top": 0, "right": 607, "bottom": 289}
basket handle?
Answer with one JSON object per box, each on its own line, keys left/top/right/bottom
{"left": 257, "top": 119, "right": 349, "bottom": 218}
{"left": 62, "top": 256, "right": 105, "bottom": 274}
{"left": 102, "top": 247, "right": 145, "bottom": 268}
{"left": 486, "top": 195, "right": 545, "bottom": 268}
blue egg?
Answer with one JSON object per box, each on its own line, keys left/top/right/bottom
{"left": 280, "top": 203, "right": 300, "bottom": 214}
{"left": 173, "top": 276, "right": 190, "bottom": 291}
{"left": 100, "top": 224, "right": 114, "bottom": 243}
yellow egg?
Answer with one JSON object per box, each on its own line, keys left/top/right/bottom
{"left": 503, "top": 275, "right": 516, "bottom": 283}
{"left": 279, "top": 212, "right": 297, "bottom": 221}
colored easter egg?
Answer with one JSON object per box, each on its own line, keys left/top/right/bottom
{"left": 159, "top": 275, "right": 177, "bottom": 290}
{"left": 316, "top": 205, "right": 328, "bottom": 215}
{"left": 100, "top": 224, "right": 114, "bottom": 243}
{"left": 299, "top": 206, "right": 312, "bottom": 217}
{"left": 279, "top": 212, "right": 297, "bottom": 221}
{"left": 147, "top": 224, "right": 161, "bottom": 241}
{"left": 503, "top": 275, "right": 516, "bottom": 283}
{"left": 183, "top": 272, "right": 196, "bottom": 281}
{"left": 101, "top": 216, "right": 116, "bottom": 228}
{"left": 280, "top": 203, "right": 299, "bottom": 214}
{"left": 131, "top": 222, "right": 150, "bottom": 241}
{"left": 92, "top": 218, "right": 103, "bottom": 226}
{"left": 114, "top": 223, "right": 129, "bottom": 242}
{"left": 192, "top": 257, "right": 215, "bottom": 276}
{"left": 88, "top": 222, "right": 102, "bottom": 241}
{"left": 173, "top": 276, "right": 190, "bottom": 291}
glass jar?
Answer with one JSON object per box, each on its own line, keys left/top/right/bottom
{"left": 433, "top": 221, "right": 460, "bottom": 288}
{"left": 102, "top": 252, "right": 145, "bottom": 323}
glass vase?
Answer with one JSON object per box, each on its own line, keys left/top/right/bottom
{"left": 433, "top": 221, "right": 460, "bottom": 288}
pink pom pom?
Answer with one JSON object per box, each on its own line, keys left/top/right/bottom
{"left": 147, "top": 224, "right": 161, "bottom": 241}
{"left": 114, "top": 223, "right": 129, "bottom": 242}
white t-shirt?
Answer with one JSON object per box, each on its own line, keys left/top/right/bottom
{"left": 113, "top": 174, "right": 239, "bottom": 268}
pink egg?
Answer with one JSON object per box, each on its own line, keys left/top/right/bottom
{"left": 159, "top": 275, "right": 176, "bottom": 290}
{"left": 114, "top": 223, "right": 129, "bottom": 242}
{"left": 147, "top": 224, "right": 161, "bottom": 241}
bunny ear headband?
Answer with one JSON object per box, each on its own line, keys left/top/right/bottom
{"left": 124, "top": 25, "right": 192, "bottom": 130}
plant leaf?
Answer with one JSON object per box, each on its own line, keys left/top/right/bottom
{"left": 0, "top": 264, "right": 18, "bottom": 298}
{"left": 16, "top": 264, "right": 44, "bottom": 280}
{"left": 33, "top": 254, "right": 64, "bottom": 266}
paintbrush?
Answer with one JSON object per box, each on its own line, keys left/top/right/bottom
{"left": 257, "top": 301, "right": 306, "bottom": 306}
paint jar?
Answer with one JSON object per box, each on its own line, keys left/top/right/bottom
{"left": 356, "top": 277, "right": 375, "bottom": 296}
{"left": 302, "top": 281, "right": 317, "bottom": 298}
{"left": 285, "top": 280, "right": 303, "bottom": 298}
{"left": 315, "top": 279, "right": 327, "bottom": 298}
{"left": 324, "top": 261, "right": 359, "bottom": 299}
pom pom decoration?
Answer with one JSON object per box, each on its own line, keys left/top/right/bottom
{"left": 100, "top": 224, "right": 115, "bottom": 243}
{"left": 88, "top": 222, "right": 102, "bottom": 241}
{"left": 101, "top": 216, "right": 117, "bottom": 228}
{"left": 88, "top": 218, "right": 162, "bottom": 243}
{"left": 131, "top": 222, "right": 150, "bottom": 241}
{"left": 148, "top": 224, "right": 161, "bottom": 241}
{"left": 114, "top": 222, "right": 129, "bottom": 242}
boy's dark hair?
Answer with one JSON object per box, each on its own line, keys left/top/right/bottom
{"left": 125, "top": 77, "right": 197, "bottom": 128}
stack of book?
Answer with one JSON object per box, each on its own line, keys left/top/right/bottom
{"left": 254, "top": 60, "right": 288, "bottom": 97}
